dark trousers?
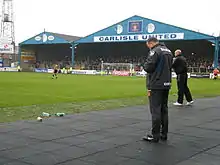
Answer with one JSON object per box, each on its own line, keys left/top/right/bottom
{"left": 177, "top": 73, "right": 193, "bottom": 104}
{"left": 149, "top": 89, "right": 169, "bottom": 138}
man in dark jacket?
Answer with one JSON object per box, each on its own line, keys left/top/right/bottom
{"left": 172, "top": 49, "right": 193, "bottom": 106}
{"left": 143, "top": 37, "right": 173, "bottom": 143}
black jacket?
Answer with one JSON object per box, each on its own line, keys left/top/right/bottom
{"left": 172, "top": 55, "right": 187, "bottom": 74}
{"left": 144, "top": 43, "right": 173, "bottom": 90}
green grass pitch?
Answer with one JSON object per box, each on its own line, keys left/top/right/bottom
{"left": 0, "top": 72, "right": 220, "bottom": 123}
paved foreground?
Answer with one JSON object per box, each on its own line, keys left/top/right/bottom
{"left": 1, "top": 97, "right": 220, "bottom": 165}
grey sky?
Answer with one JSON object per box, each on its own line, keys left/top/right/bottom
{"left": 7, "top": 0, "right": 220, "bottom": 43}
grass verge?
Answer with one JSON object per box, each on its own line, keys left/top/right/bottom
{"left": 0, "top": 72, "right": 220, "bottom": 123}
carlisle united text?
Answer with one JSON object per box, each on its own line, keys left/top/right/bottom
{"left": 94, "top": 33, "right": 184, "bottom": 42}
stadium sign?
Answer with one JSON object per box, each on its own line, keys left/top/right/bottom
{"left": 72, "top": 70, "right": 97, "bottom": 75}
{"left": 136, "top": 70, "right": 147, "bottom": 77}
{"left": 94, "top": 33, "right": 184, "bottom": 42}
{"left": 112, "top": 71, "right": 130, "bottom": 76}
{"left": 0, "top": 44, "right": 14, "bottom": 54}
{"left": 48, "top": 69, "right": 54, "bottom": 73}
{"left": 34, "top": 68, "right": 48, "bottom": 73}
{"left": 190, "top": 73, "right": 209, "bottom": 78}
{"left": 0, "top": 67, "right": 18, "bottom": 72}
{"left": 0, "top": 37, "right": 12, "bottom": 44}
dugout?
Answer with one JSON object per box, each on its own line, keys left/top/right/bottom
{"left": 73, "top": 15, "right": 219, "bottom": 69}
{"left": 18, "top": 32, "right": 81, "bottom": 70}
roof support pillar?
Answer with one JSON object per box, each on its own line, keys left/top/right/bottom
{"left": 18, "top": 44, "right": 21, "bottom": 65}
{"left": 71, "top": 43, "right": 78, "bottom": 67}
{"left": 214, "top": 37, "right": 219, "bottom": 68}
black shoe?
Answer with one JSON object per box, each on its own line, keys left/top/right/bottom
{"left": 142, "top": 134, "right": 159, "bottom": 143}
{"left": 160, "top": 134, "right": 168, "bottom": 141}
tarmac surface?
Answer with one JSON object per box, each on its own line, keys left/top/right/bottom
{"left": 1, "top": 97, "right": 220, "bottom": 165}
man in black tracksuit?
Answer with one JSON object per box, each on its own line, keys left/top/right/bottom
{"left": 172, "top": 50, "right": 193, "bottom": 106}
{"left": 143, "top": 38, "right": 173, "bottom": 143}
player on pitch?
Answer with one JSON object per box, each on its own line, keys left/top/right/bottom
{"left": 52, "top": 64, "right": 59, "bottom": 79}
{"left": 142, "top": 37, "right": 173, "bottom": 143}
{"left": 213, "top": 68, "right": 219, "bottom": 80}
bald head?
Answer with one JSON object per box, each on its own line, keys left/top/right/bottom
{"left": 175, "top": 49, "right": 182, "bottom": 57}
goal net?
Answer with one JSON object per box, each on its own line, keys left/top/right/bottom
{"left": 101, "top": 62, "right": 135, "bottom": 76}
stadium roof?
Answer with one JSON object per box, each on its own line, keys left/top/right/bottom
{"left": 74, "top": 15, "right": 215, "bottom": 44}
{"left": 20, "top": 31, "right": 81, "bottom": 45}
{"left": 49, "top": 32, "right": 81, "bottom": 42}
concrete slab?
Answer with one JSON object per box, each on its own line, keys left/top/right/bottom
{"left": 79, "top": 150, "right": 129, "bottom": 164}
{"left": 0, "top": 146, "right": 43, "bottom": 160}
{"left": 176, "top": 153, "right": 220, "bottom": 165}
{"left": 0, "top": 157, "right": 13, "bottom": 164}
{"left": 1, "top": 97, "right": 220, "bottom": 165}
{"left": 3, "top": 161, "right": 31, "bottom": 165}
{"left": 20, "top": 152, "right": 64, "bottom": 165}
{"left": 205, "top": 145, "right": 220, "bottom": 156}
{"left": 59, "top": 159, "right": 95, "bottom": 165}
